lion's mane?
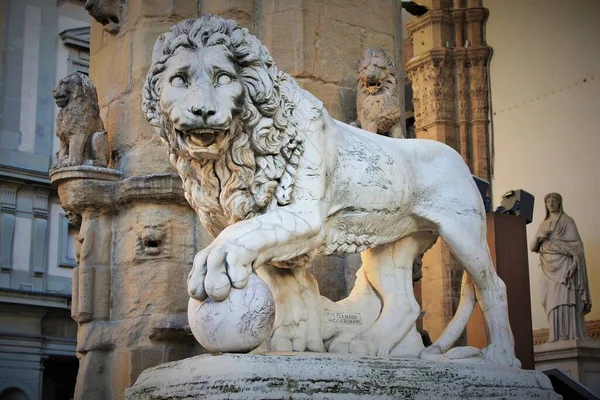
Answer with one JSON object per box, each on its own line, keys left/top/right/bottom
{"left": 143, "top": 15, "right": 321, "bottom": 237}
{"left": 356, "top": 48, "right": 401, "bottom": 135}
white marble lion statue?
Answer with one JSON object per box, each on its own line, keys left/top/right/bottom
{"left": 142, "top": 15, "right": 520, "bottom": 367}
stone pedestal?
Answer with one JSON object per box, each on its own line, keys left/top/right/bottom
{"left": 126, "top": 353, "right": 559, "bottom": 399}
{"left": 535, "top": 339, "right": 600, "bottom": 396}
{"left": 50, "top": 166, "right": 203, "bottom": 399}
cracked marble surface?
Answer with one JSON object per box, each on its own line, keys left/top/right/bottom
{"left": 188, "top": 273, "right": 275, "bottom": 353}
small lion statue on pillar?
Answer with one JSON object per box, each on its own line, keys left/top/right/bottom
{"left": 142, "top": 15, "right": 520, "bottom": 367}
{"left": 353, "top": 48, "right": 404, "bottom": 138}
{"left": 52, "top": 72, "right": 109, "bottom": 169}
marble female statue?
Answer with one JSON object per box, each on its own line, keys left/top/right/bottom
{"left": 530, "top": 192, "right": 592, "bottom": 342}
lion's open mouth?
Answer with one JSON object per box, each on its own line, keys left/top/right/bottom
{"left": 54, "top": 95, "right": 68, "bottom": 107}
{"left": 365, "top": 80, "right": 383, "bottom": 94}
{"left": 177, "top": 128, "right": 229, "bottom": 159}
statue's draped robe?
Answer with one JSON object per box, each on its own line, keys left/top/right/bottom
{"left": 533, "top": 212, "right": 591, "bottom": 342}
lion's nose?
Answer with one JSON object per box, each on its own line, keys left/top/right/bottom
{"left": 190, "top": 105, "right": 216, "bottom": 119}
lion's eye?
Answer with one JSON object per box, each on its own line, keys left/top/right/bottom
{"left": 170, "top": 76, "right": 187, "bottom": 88}
{"left": 216, "top": 74, "right": 232, "bottom": 86}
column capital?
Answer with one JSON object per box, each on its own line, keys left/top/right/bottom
{"left": 465, "top": 7, "right": 488, "bottom": 24}
{"left": 406, "top": 9, "right": 454, "bottom": 37}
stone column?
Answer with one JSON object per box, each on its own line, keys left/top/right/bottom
{"left": 405, "top": 0, "right": 493, "bottom": 342}
{"left": 52, "top": 1, "right": 213, "bottom": 399}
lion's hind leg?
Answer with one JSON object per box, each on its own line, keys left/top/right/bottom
{"left": 430, "top": 214, "right": 520, "bottom": 368}
{"left": 348, "top": 232, "right": 436, "bottom": 357}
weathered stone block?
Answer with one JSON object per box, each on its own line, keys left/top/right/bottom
{"left": 261, "top": 0, "right": 305, "bottom": 15}
{"left": 313, "top": 18, "right": 363, "bottom": 86}
{"left": 296, "top": 79, "right": 343, "bottom": 120}
{"left": 90, "top": 21, "right": 106, "bottom": 56}
{"left": 322, "top": 0, "right": 394, "bottom": 36}
{"left": 118, "top": 142, "right": 174, "bottom": 177}
{"left": 130, "top": 21, "right": 180, "bottom": 93}
{"left": 262, "top": 12, "right": 296, "bottom": 71}
{"left": 362, "top": 30, "right": 395, "bottom": 56}
{"left": 111, "top": 348, "right": 133, "bottom": 400}
{"left": 111, "top": 204, "right": 196, "bottom": 320}
{"left": 200, "top": 0, "right": 254, "bottom": 30}
{"left": 127, "top": 0, "right": 198, "bottom": 28}
{"left": 90, "top": 38, "right": 131, "bottom": 107}
{"left": 104, "top": 89, "right": 172, "bottom": 174}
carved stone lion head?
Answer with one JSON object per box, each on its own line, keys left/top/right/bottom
{"left": 143, "top": 15, "right": 314, "bottom": 235}
{"left": 357, "top": 48, "right": 397, "bottom": 96}
{"left": 84, "top": 0, "right": 125, "bottom": 34}
{"left": 52, "top": 72, "right": 99, "bottom": 110}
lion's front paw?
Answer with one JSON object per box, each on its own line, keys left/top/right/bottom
{"left": 187, "top": 241, "right": 258, "bottom": 302}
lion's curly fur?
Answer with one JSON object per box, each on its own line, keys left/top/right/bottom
{"left": 356, "top": 48, "right": 402, "bottom": 136}
{"left": 53, "top": 72, "right": 105, "bottom": 166}
{"left": 142, "top": 15, "right": 321, "bottom": 236}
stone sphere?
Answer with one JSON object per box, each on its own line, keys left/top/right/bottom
{"left": 188, "top": 273, "right": 275, "bottom": 353}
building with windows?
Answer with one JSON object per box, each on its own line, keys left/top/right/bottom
{"left": 0, "top": 1, "right": 90, "bottom": 398}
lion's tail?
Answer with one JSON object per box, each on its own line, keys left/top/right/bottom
{"left": 431, "top": 272, "right": 477, "bottom": 353}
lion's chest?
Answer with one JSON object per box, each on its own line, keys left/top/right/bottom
{"left": 358, "top": 93, "right": 401, "bottom": 131}
{"left": 56, "top": 105, "right": 103, "bottom": 140}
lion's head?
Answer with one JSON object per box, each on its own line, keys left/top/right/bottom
{"left": 357, "top": 48, "right": 397, "bottom": 96}
{"left": 143, "top": 15, "right": 321, "bottom": 236}
{"left": 355, "top": 48, "right": 402, "bottom": 136}
{"left": 53, "top": 72, "right": 100, "bottom": 110}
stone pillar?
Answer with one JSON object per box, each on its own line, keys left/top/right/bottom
{"left": 405, "top": 0, "right": 493, "bottom": 342}
{"left": 52, "top": 1, "right": 218, "bottom": 399}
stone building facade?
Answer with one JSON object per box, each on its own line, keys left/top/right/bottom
{"left": 0, "top": 1, "right": 90, "bottom": 399}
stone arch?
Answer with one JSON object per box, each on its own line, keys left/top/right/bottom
{"left": 0, "top": 387, "right": 29, "bottom": 400}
